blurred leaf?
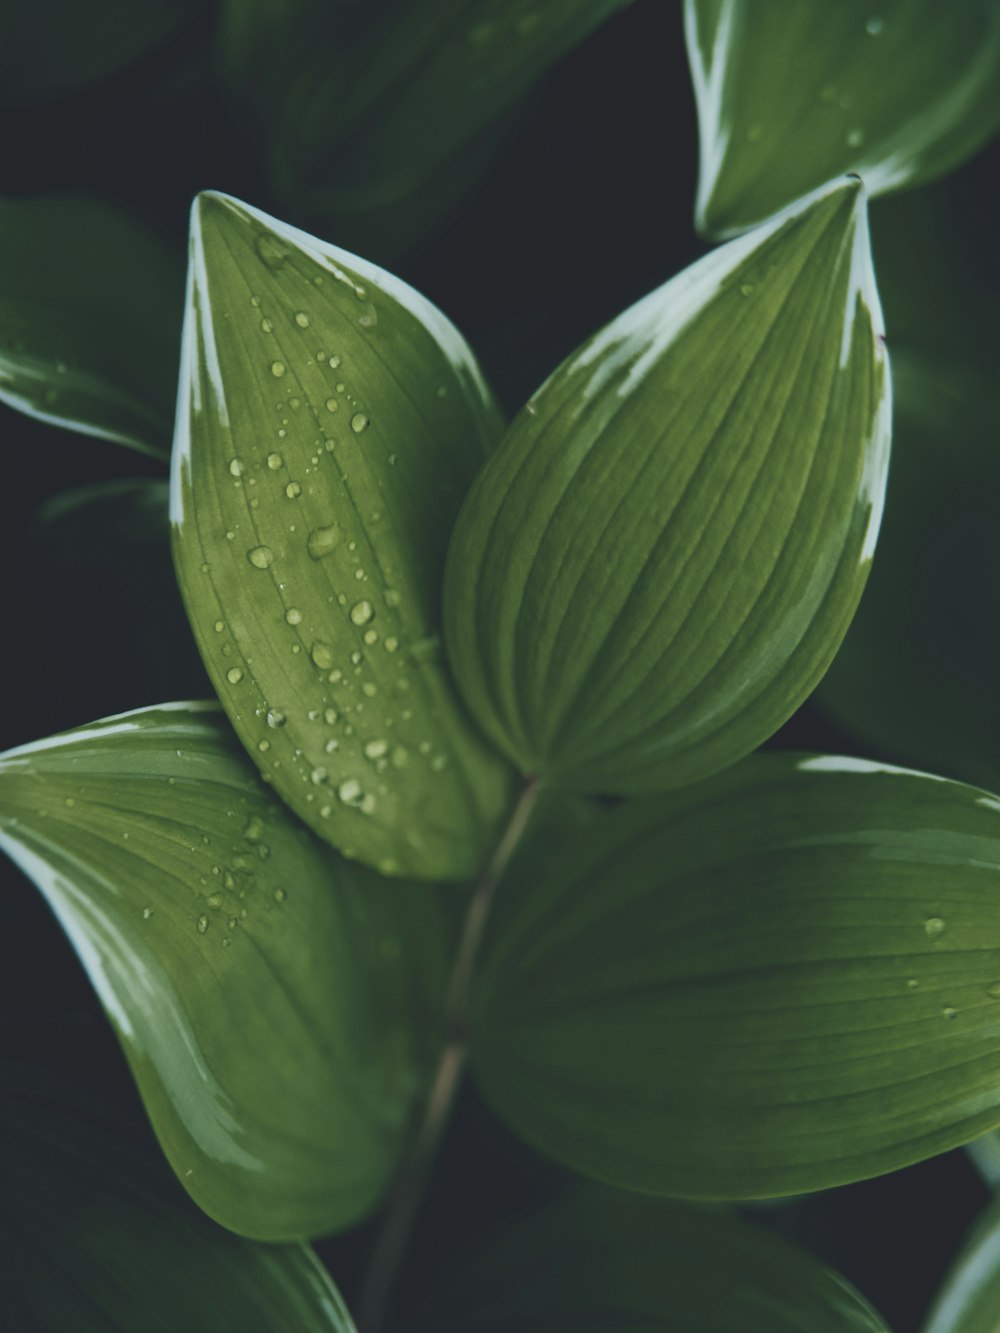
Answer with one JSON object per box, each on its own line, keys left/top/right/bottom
{"left": 472, "top": 753, "right": 1000, "bottom": 1199}
{"left": 924, "top": 1195, "right": 1000, "bottom": 1332}
{"left": 686, "top": 0, "right": 1000, "bottom": 239}
{"left": 0, "top": 705, "right": 454, "bottom": 1240}
{"left": 171, "top": 192, "right": 511, "bottom": 881}
{"left": 417, "top": 1185, "right": 890, "bottom": 1331}
{"left": 0, "top": 0, "right": 204, "bottom": 106}
{"left": 31, "top": 480, "right": 209, "bottom": 713}
{"left": 0, "top": 1067, "right": 355, "bottom": 1331}
{"left": 219, "top": 0, "right": 636, "bottom": 259}
{"left": 444, "top": 179, "right": 889, "bottom": 795}
{"left": 0, "top": 194, "right": 182, "bottom": 455}
{"left": 818, "top": 179, "right": 1000, "bottom": 789}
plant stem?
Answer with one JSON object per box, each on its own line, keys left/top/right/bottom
{"left": 358, "top": 777, "right": 541, "bottom": 1331}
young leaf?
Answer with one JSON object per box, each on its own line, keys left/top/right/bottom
{"left": 686, "top": 0, "right": 1000, "bottom": 239}
{"left": 220, "top": 0, "right": 636, "bottom": 259}
{"left": 0, "top": 1069, "right": 355, "bottom": 1331}
{"left": 444, "top": 178, "right": 889, "bottom": 795}
{"left": 171, "top": 192, "right": 512, "bottom": 881}
{"left": 417, "top": 1186, "right": 889, "bottom": 1331}
{"left": 471, "top": 753, "right": 1000, "bottom": 1199}
{"left": 0, "top": 705, "right": 454, "bottom": 1240}
{"left": 924, "top": 1197, "right": 1000, "bottom": 1332}
{"left": 0, "top": 194, "right": 183, "bottom": 456}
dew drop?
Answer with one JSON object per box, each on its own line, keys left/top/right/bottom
{"left": 363, "top": 629, "right": 378, "bottom": 646}
{"left": 285, "top": 481, "right": 302, "bottom": 499}
{"left": 274, "top": 886, "right": 288, "bottom": 903}
{"left": 943, "top": 1006, "right": 957, "bottom": 1020}
{"left": 906, "top": 978, "right": 919, "bottom": 989}
{"left": 328, "top": 354, "right": 342, "bottom": 368}
{"left": 307, "top": 525, "right": 340, "bottom": 559}
{"left": 214, "top": 620, "right": 224, "bottom": 633}
{"left": 866, "top": 14, "right": 885, "bottom": 34}
{"left": 311, "top": 641, "right": 335, "bottom": 670}
{"left": 310, "top": 766, "right": 328, "bottom": 785}
{"left": 142, "top": 906, "right": 155, "bottom": 920}
{"left": 338, "top": 778, "right": 363, "bottom": 805}
{"left": 324, "top": 707, "right": 338, "bottom": 724}
{"left": 226, "top": 667, "right": 244, "bottom": 685}
{"left": 229, "top": 458, "right": 245, "bottom": 477}
{"left": 267, "top": 452, "right": 283, "bottom": 470}
{"left": 924, "top": 917, "right": 946, "bottom": 939}
{"left": 350, "top": 599, "right": 374, "bottom": 626}
{"left": 285, "top": 607, "right": 302, "bottom": 626}
{"left": 325, "top": 397, "right": 339, "bottom": 412}
{"left": 207, "top": 892, "right": 224, "bottom": 910}
{"left": 294, "top": 311, "right": 310, "bottom": 328}
{"left": 270, "top": 361, "right": 286, "bottom": 378}
{"left": 845, "top": 127, "right": 865, "bottom": 148}
{"left": 364, "top": 739, "right": 388, "bottom": 760}
{"left": 244, "top": 816, "right": 264, "bottom": 842}
{"left": 266, "top": 708, "right": 287, "bottom": 729}
{"left": 258, "top": 739, "right": 270, "bottom": 752}
{"left": 324, "top": 738, "right": 339, "bottom": 753}
{"left": 261, "top": 318, "right": 274, "bottom": 333}
{"left": 384, "top": 636, "right": 399, "bottom": 653}
{"left": 739, "top": 283, "right": 754, "bottom": 297}
{"left": 350, "top": 412, "right": 370, "bottom": 434}
{"left": 248, "top": 545, "right": 275, "bottom": 569}
{"left": 196, "top": 914, "right": 209, "bottom": 934}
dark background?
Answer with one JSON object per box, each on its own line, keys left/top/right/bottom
{"left": 1, "top": 3, "right": 997, "bottom": 1327}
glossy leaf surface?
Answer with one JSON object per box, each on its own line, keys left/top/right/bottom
{"left": 445, "top": 179, "right": 889, "bottom": 794}
{"left": 686, "top": 0, "right": 1000, "bottom": 239}
{"left": 819, "top": 180, "right": 1000, "bottom": 791}
{"left": 0, "top": 1069, "right": 354, "bottom": 1331}
{"left": 0, "top": 705, "right": 453, "bottom": 1239}
{"left": 473, "top": 753, "right": 1000, "bottom": 1199}
{"left": 924, "top": 1197, "right": 1000, "bottom": 1332}
{"left": 171, "top": 192, "right": 511, "bottom": 880}
{"left": 417, "top": 1186, "right": 889, "bottom": 1331}
{"left": 220, "top": 0, "right": 635, "bottom": 259}
{"left": 0, "top": 194, "right": 183, "bottom": 455}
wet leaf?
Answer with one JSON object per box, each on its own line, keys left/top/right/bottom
{"left": 0, "top": 1067, "right": 355, "bottom": 1330}
{"left": 171, "top": 192, "right": 512, "bottom": 881}
{"left": 417, "top": 1185, "right": 890, "bottom": 1331}
{"left": 472, "top": 753, "right": 1000, "bottom": 1199}
{"left": 0, "top": 705, "right": 454, "bottom": 1240}
{"left": 686, "top": 0, "right": 1000, "bottom": 238}
{"left": 0, "top": 194, "right": 183, "bottom": 455}
{"left": 444, "top": 179, "right": 889, "bottom": 795}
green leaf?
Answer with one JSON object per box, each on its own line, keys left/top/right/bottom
{"left": 0, "top": 194, "right": 183, "bottom": 455}
{"left": 444, "top": 178, "right": 890, "bottom": 795}
{"left": 220, "top": 0, "right": 636, "bottom": 259}
{"left": 0, "top": 1068, "right": 355, "bottom": 1331}
{"left": 0, "top": 705, "right": 454, "bottom": 1240}
{"left": 472, "top": 752, "right": 1000, "bottom": 1199}
{"left": 686, "top": 0, "right": 1000, "bottom": 239}
{"left": 417, "top": 1185, "right": 890, "bottom": 1331}
{"left": 171, "top": 192, "right": 512, "bottom": 881}
{"left": 0, "top": 0, "right": 203, "bottom": 106}
{"left": 924, "top": 1197, "right": 1000, "bottom": 1332}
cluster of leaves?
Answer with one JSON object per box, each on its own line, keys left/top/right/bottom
{"left": 1, "top": 1, "right": 999, "bottom": 1329}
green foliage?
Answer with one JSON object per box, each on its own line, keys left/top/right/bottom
{"left": 0, "top": 2, "right": 996, "bottom": 1328}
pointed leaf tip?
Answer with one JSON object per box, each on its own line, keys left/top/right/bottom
{"left": 443, "top": 179, "right": 890, "bottom": 795}
{"left": 171, "top": 191, "right": 512, "bottom": 880}
{"left": 686, "top": 0, "right": 1000, "bottom": 239}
